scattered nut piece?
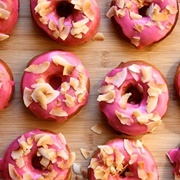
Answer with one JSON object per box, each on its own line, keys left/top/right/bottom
{"left": 91, "top": 123, "right": 102, "bottom": 134}
{"left": 119, "top": 93, "right": 132, "bottom": 110}
{"left": 97, "top": 90, "right": 116, "bottom": 103}
{"left": 92, "top": 32, "right": 105, "bottom": 41}
{"left": 73, "top": 163, "right": 82, "bottom": 175}
{"left": 80, "top": 148, "right": 93, "bottom": 159}
{"left": 0, "top": 33, "right": 9, "bottom": 41}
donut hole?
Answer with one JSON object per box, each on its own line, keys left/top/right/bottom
{"left": 49, "top": 76, "right": 62, "bottom": 90}
{"left": 138, "top": 5, "right": 150, "bottom": 17}
{"left": 123, "top": 84, "right": 143, "bottom": 104}
{"left": 32, "top": 155, "right": 45, "bottom": 170}
{"left": 56, "top": 1, "right": 75, "bottom": 18}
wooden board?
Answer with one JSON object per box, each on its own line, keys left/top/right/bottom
{"left": 0, "top": 0, "right": 180, "bottom": 179}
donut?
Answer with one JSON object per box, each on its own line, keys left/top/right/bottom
{"left": 21, "top": 50, "right": 90, "bottom": 122}
{"left": 0, "top": 59, "right": 14, "bottom": 110}
{"left": 97, "top": 60, "right": 169, "bottom": 136}
{"left": 106, "top": 0, "right": 179, "bottom": 49}
{"left": 88, "top": 138, "right": 158, "bottom": 179}
{"left": 0, "top": 0, "right": 19, "bottom": 41}
{"left": 167, "top": 147, "right": 180, "bottom": 179}
{"left": 0, "top": 129, "right": 75, "bottom": 179}
{"left": 174, "top": 63, "right": 180, "bottom": 97}
{"left": 30, "top": 0, "right": 100, "bottom": 45}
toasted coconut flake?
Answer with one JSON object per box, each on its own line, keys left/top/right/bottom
{"left": 146, "top": 120, "right": 161, "bottom": 132}
{"left": 151, "top": 113, "right": 161, "bottom": 121}
{"left": 117, "top": 0, "right": 125, "bottom": 8}
{"left": 38, "top": 147, "right": 50, "bottom": 159}
{"left": 73, "top": 163, "right": 82, "bottom": 175}
{"left": 25, "top": 61, "right": 50, "bottom": 74}
{"left": 92, "top": 32, "right": 105, "bottom": 41}
{"left": 16, "top": 157, "right": 25, "bottom": 168}
{"left": 133, "top": 23, "right": 144, "bottom": 32}
{"left": 59, "top": 25, "right": 71, "bottom": 40}
{"left": 128, "top": 64, "right": 140, "bottom": 73}
{"left": 50, "top": 106, "right": 68, "bottom": 117}
{"left": 89, "top": 158, "right": 99, "bottom": 169}
{"left": 80, "top": 148, "right": 92, "bottom": 159}
{"left": 129, "top": 154, "right": 138, "bottom": 165}
{"left": 23, "top": 87, "right": 33, "bottom": 107}
{"left": 48, "top": 19, "right": 57, "bottom": 31}
{"left": 91, "top": 123, "right": 102, "bottom": 134}
{"left": 119, "top": 93, "right": 132, "bottom": 110}
{"left": 57, "top": 150, "right": 69, "bottom": 160}
{"left": 22, "top": 173, "right": 32, "bottom": 180}
{"left": 115, "top": 110, "right": 133, "bottom": 125}
{"left": 58, "top": 17, "right": 65, "bottom": 31}
{"left": 84, "top": 8, "right": 94, "bottom": 21}
{"left": 8, "top": 164, "right": 22, "bottom": 180}
{"left": 39, "top": 16, "right": 48, "bottom": 25}
{"left": 130, "top": 12, "right": 142, "bottom": 20}
{"left": 35, "top": 1, "right": 51, "bottom": 15}
{"left": 40, "top": 157, "right": 50, "bottom": 167}
{"left": 106, "top": 6, "right": 116, "bottom": 18}
{"left": 114, "top": 147, "right": 125, "bottom": 165}
{"left": 141, "top": 66, "right": 152, "bottom": 83}
{"left": 97, "top": 90, "right": 116, "bottom": 103}
{"left": 146, "top": 96, "right": 158, "bottom": 113}
{"left": 105, "top": 68, "right": 127, "bottom": 87}
{"left": 70, "top": 78, "right": 79, "bottom": 90}
{"left": 0, "top": 33, "right": 9, "bottom": 41}
{"left": 58, "top": 133, "right": 66, "bottom": 144}
{"left": 37, "top": 135, "right": 54, "bottom": 147}
{"left": 11, "top": 149, "right": 24, "bottom": 160}
{"left": 73, "top": 18, "right": 89, "bottom": 28}
{"left": 148, "top": 81, "right": 167, "bottom": 92}
{"left": 131, "top": 36, "right": 140, "bottom": 47}
{"left": 98, "top": 84, "right": 114, "bottom": 94}
{"left": 124, "top": 139, "right": 134, "bottom": 155}
{"left": 98, "top": 145, "right": 114, "bottom": 155}
{"left": 52, "top": 55, "right": 69, "bottom": 66}
{"left": 94, "top": 166, "right": 106, "bottom": 179}
{"left": 63, "top": 64, "right": 75, "bottom": 76}
{"left": 137, "top": 161, "right": 148, "bottom": 179}
{"left": 166, "top": 5, "right": 178, "bottom": 14}
{"left": 61, "top": 82, "right": 70, "bottom": 94}
{"left": 147, "top": 86, "right": 162, "bottom": 97}
{"left": 0, "top": 8, "right": 10, "bottom": 20}
{"left": 152, "top": 9, "right": 169, "bottom": 22}
{"left": 0, "top": 1, "right": 7, "bottom": 9}
{"left": 64, "top": 93, "right": 75, "bottom": 107}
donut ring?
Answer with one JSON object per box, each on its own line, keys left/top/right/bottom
{"left": 174, "top": 63, "right": 180, "bottom": 97}
{"left": 88, "top": 138, "right": 158, "bottom": 179}
{"left": 0, "top": 0, "right": 19, "bottom": 41}
{"left": 30, "top": 0, "right": 100, "bottom": 45}
{"left": 21, "top": 50, "right": 90, "bottom": 122}
{"left": 0, "top": 129, "right": 75, "bottom": 179}
{"left": 106, "top": 0, "right": 179, "bottom": 49}
{"left": 97, "top": 60, "right": 169, "bottom": 136}
{"left": 167, "top": 147, "right": 180, "bottom": 179}
{"left": 0, "top": 59, "right": 14, "bottom": 110}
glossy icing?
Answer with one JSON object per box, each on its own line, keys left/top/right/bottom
{"left": 107, "top": 0, "right": 179, "bottom": 49}
{"left": 30, "top": 0, "right": 100, "bottom": 45}
{"left": 0, "top": 0, "right": 19, "bottom": 41}
{"left": 21, "top": 50, "right": 89, "bottom": 122}
{"left": 88, "top": 138, "right": 158, "bottom": 179}
{"left": 0, "top": 129, "right": 74, "bottom": 180}
{"left": 0, "top": 59, "right": 14, "bottom": 110}
{"left": 97, "top": 61, "right": 169, "bottom": 136}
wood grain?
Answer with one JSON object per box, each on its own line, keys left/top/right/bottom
{"left": 0, "top": 1, "right": 180, "bottom": 179}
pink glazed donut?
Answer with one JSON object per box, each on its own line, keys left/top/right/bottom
{"left": 167, "top": 147, "right": 180, "bottom": 179}
{"left": 174, "top": 63, "right": 180, "bottom": 96}
{"left": 97, "top": 61, "right": 169, "bottom": 136}
{"left": 0, "top": 0, "right": 19, "bottom": 41}
{"left": 21, "top": 50, "right": 89, "bottom": 122}
{"left": 0, "top": 129, "right": 75, "bottom": 180}
{"left": 106, "top": 0, "right": 179, "bottom": 49}
{"left": 30, "top": 0, "right": 100, "bottom": 45}
{"left": 88, "top": 138, "right": 158, "bottom": 179}
{"left": 0, "top": 59, "right": 14, "bottom": 110}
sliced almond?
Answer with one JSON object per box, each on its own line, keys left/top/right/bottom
{"left": 23, "top": 87, "right": 33, "bottom": 107}
{"left": 151, "top": 113, "right": 161, "bottom": 121}
{"left": 94, "top": 166, "right": 106, "bottom": 179}
{"left": 141, "top": 66, "right": 152, "bottom": 83}
{"left": 0, "top": 33, "right": 9, "bottom": 41}
{"left": 73, "top": 163, "right": 82, "bottom": 175}
{"left": 114, "top": 147, "right": 124, "bottom": 165}
{"left": 92, "top": 32, "right": 105, "bottom": 41}
{"left": 25, "top": 61, "right": 50, "bottom": 74}
{"left": 98, "top": 84, "right": 114, "bottom": 94}
{"left": 49, "top": 106, "right": 68, "bottom": 117}
{"left": 115, "top": 110, "right": 133, "bottom": 126}
{"left": 119, "top": 93, "right": 132, "bottom": 110}
{"left": 39, "top": 16, "right": 48, "bottom": 25}
{"left": 89, "top": 158, "right": 99, "bottom": 169}
{"left": 105, "top": 68, "right": 127, "bottom": 87}
{"left": 35, "top": 1, "right": 51, "bottom": 15}
{"left": 97, "top": 90, "right": 116, "bottom": 103}
{"left": 80, "top": 148, "right": 92, "bottom": 159}
{"left": 90, "top": 123, "right": 102, "bottom": 134}
{"left": 8, "top": 164, "right": 22, "bottom": 180}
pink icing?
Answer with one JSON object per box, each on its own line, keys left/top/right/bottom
{"left": 0, "top": 0, "right": 19, "bottom": 38}
{"left": 30, "top": 0, "right": 100, "bottom": 45}
{"left": 0, "top": 129, "right": 73, "bottom": 179}
{"left": 174, "top": 63, "right": 180, "bottom": 96}
{"left": 167, "top": 148, "right": 180, "bottom": 179}
{"left": 98, "top": 61, "right": 169, "bottom": 136}
{"left": 0, "top": 60, "right": 14, "bottom": 110}
{"left": 88, "top": 138, "right": 158, "bottom": 179}
{"left": 21, "top": 50, "right": 89, "bottom": 122}
{"left": 110, "top": 0, "right": 178, "bottom": 49}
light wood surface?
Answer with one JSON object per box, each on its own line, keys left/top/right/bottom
{"left": 0, "top": 0, "right": 180, "bottom": 179}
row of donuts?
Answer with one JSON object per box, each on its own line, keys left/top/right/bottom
{"left": 0, "top": 0, "right": 179, "bottom": 49}
{"left": 0, "top": 49, "right": 179, "bottom": 179}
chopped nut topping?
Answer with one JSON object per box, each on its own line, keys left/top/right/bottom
{"left": 133, "top": 23, "right": 144, "bottom": 32}
{"left": 141, "top": 66, "right": 152, "bottom": 83}
{"left": 97, "top": 90, "right": 116, "bottom": 103}
{"left": 137, "top": 161, "right": 148, "bottom": 179}
{"left": 105, "top": 68, "right": 127, "bottom": 87}
{"left": 63, "top": 93, "right": 75, "bottom": 107}
{"left": 8, "top": 164, "right": 22, "bottom": 180}
{"left": 92, "top": 32, "right": 105, "bottom": 41}
{"left": 35, "top": 1, "right": 51, "bottom": 15}
{"left": 98, "top": 145, "right": 114, "bottom": 155}
{"left": 49, "top": 106, "right": 68, "bottom": 117}
{"left": 16, "top": 157, "right": 25, "bottom": 168}
{"left": 129, "top": 154, "right": 138, "bottom": 165}
{"left": 146, "top": 96, "right": 158, "bottom": 113}
{"left": 98, "top": 84, "right": 114, "bottom": 94}
{"left": 73, "top": 18, "right": 89, "bottom": 28}
{"left": 131, "top": 36, "right": 140, "bottom": 47}
{"left": 91, "top": 123, "right": 102, "bottom": 134}
{"left": 37, "top": 134, "right": 54, "bottom": 147}
{"left": 119, "top": 93, "right": 132, "bottom": 110}
{"left": 25, "top": 61, "right": 50, "bottom": 74}
{"left": 11, "top": 148, "right": 24, "bottom": 160}
{"left": 148, "top": 86, "right": 162, "bottom": 97}
{"left": 70, "top": 78, "right": 79, "bottom": 90}
{"left": 59, "top": 26, "right": 71, "bottom": 40}
{"left": 130, "top": 12, "right": 142, "bottom": 20}
{"left": 146, "top": 120, "right": 162, "bottom": 132}
{"left": 40, "top": 157, "right": 50, "bottom": 167}
{"left": 80, "top": 148, "right": 92, "bottom": 159}
{"left": 166, "top": 5, "right": 178, "bottom": 14}
{"left": 39, "top": 16, "right": 48, "bottom": 25}
{"left": 48, "top": 19, "right": 57, "bottom": 31}
{"left": 106, "top": 6, "right": 116, "bottom": 18}
{"left": 124, "top": 139, "right": 134, "bottom": 155}
{"left": 23, "top": 87, "right": 33, "bottom": 107}
{"left": 0, "top": 33, "right": 9, "bottom": 41}
{"left": 148, "top": 81, "right": 167, "bottom": 92}
{"left": 73, "top": 163, "right": 82, "bottom": 175}
{"left": 22, "top": 173, "right": 32, "bottom": 180}
{"left": 61, "top": 82, "right": 70, "bottom": 94}
{"left": 115, "top": 110, "right": 133, "bottom": 125}
{"left": 57, "top": 150, "right": 69, "bottom": 160}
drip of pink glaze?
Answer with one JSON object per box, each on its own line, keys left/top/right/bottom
{"left": 0, "top": 0, "right": 19, "bottom": 40}
{"left": 0, "top": 60, "right": 14, "bottom": 111}
{"left": 98, "top": 61, "right": 169, "bottom": 136}
{"left": 167, "top": 148, "right": 180, "bottom": 178}
{"left": 21, "top": 50, "right": 89, "bottom": 122}
{"left": 110, "top": 0, "right": 179, "bottom": 49}
{"left": 30, "top": 0, "right": 100, "bottom": 45}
